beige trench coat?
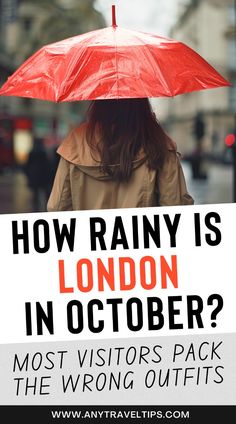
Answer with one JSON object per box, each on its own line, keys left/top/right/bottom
{"left": 47, "top": 123, "right": 194, "bottom": 211}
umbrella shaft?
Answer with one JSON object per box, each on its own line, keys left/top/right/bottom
{"left": 112, "top": 5, "right": 117, "bottom": 27}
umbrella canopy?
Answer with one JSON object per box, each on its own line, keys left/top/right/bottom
{"left": 0, "top": 6, "right": 230, "bottom": 102}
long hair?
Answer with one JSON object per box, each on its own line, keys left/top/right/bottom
{"left": 86, "top": 98, "right": 169, "bottom": 182}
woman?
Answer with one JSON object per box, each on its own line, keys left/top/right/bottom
{"left": 47, "top": 98, "right": 193, "bottom": 211}
{"left": 24, "top": 138, "right": 51, "bottom": 212}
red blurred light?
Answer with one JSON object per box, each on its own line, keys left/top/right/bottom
{"left": 14, "top": 119, "right": 32, "bottom": 130}
{"left": 225, "top": 133, "right": 235, "bottom": 147}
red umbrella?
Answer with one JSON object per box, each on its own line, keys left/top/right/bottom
{"left": 0, "top": 6, "right": 230, "bottom": 102}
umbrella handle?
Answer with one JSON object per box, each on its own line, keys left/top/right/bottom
{"left": 112, "top": 5, "right": 117, "bottom": 27}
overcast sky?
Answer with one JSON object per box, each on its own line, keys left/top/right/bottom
{"left": 95, "top": 0, "right": 190, "bottom": 36}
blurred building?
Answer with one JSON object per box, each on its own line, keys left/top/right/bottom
{"left": 162, "top": 0, "right": 236, "bottom": 157}
{"left": 0, "top": 0, "right": 105, "bottom": 169}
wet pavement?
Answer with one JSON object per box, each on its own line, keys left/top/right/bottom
{"left": 182, "top": 161, "right": 233, "bottom": 205}
{"left": 0, "top": 168, "right": 48, "bottom": 214}
{"left": 0, "top": 161, "right": 234, "bottom": 215}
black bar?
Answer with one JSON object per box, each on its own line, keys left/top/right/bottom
{"left": 0, "top": 405, "right": 235, "bottom": 423}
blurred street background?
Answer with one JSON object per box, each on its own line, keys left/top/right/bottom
{"left": 0, "top": 0, "right": 235, "bottom": 214}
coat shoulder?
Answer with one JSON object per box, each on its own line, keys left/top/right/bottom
{"left": 57, "top": 123, "right": 99, "bottom": 165}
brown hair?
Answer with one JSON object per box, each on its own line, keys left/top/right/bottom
{"left": 86, "top": 98, "right": 169, "bottom": 182}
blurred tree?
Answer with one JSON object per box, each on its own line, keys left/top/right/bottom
{"left": 15, "top": 0, "right": 106, "bottom": 122}
{"left": 20, "top": 0, "right": 105, "bottom": 58}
